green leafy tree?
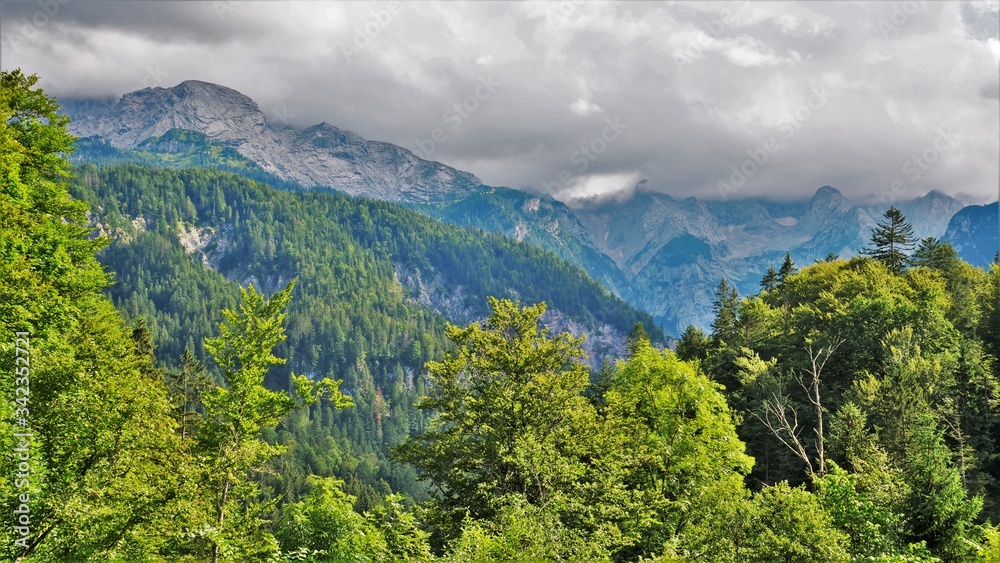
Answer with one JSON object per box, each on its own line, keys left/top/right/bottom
{"left": 862, "top": 207, "right": 915, "bottom": 274}
{"left": 395, "top": 297, "right": 615, "bottom": 551}
{"left": 737, "top": 482, "right": 850, "bottom": 563}
{"left": 367, "top": 494, "right": 432, "bottom": 561}
{"left": 0, "top": 70, "right": 185, "bottom": 560}
{"left": 441, "top": 498, "right": 612, "bottom": 562}
{"left": 604, "top": 340, "right": 754, "bottom": 560}
{"left": 199, "top": 281, "right": 352, "bottom": 562}
{"left": 274, "top": 476, "right": 385, "bottom": 562}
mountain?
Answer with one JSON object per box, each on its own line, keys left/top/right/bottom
{"left": 63, "top": 81, "right": 976, "bottom": 335}
{"left": 62, "top": 80, "right": 482, "bottom": 202}
{"left": 72, "top": 164, "right": 660, "bottom": 372}
{"left": 943, "top": 202, "right": 1000, "bottom": 269}
{"left": 68, "top": 162, "right": 663, "bottom": 507}
{"left": 411, "top": 186, "right": 637, "bottom": 302}
{"left": 569, "top": 185, "right": 968, "bottom": 333}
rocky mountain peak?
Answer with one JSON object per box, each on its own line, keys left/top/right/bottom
{"left": 811, "top": 185, "right": 846, "bottom": 203}
{"left": 64, "top": 81, "right": 481, "bottom": 203}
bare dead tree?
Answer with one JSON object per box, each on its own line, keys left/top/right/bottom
{"left": 796, "top": 339, "right": 843, "bottom": 477}
{"left": 753, "top": 338, "right": 843, "bottom": 479}
{"left": 756, "top": 392, "right": 816, "bottom": 477}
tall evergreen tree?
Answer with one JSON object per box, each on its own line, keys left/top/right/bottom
{"left": 777, "top": 253, "right": 797, "bottom": 285}
{"left": 166, "top": 348, "right": 213, "bottom": 443}
{"left": 675, "top": 324, "right": 710, "bottom": 362}
{"left": 910, "top": 237, "right": 958, "bottom": 272}
{"left": 711, "top": 278, "right": 739, "bottom": 345}
{"left": 861, "top": 207, "right": 915, "bottom": 274}
{"left": 760, "top": 264, "right": 779, "bottom": 291}
{"left": 626, "top": 321, "right": 649, "bottom": 356}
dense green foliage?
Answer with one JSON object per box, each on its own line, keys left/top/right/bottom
{"left": 4, "top": 71, "right": 998, "bottom": 561}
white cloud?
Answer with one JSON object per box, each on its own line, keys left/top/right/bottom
{"left": 569, "top": 99, "right": 603, "bottom": 116}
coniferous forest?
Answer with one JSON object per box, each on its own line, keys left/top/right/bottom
{"left": 3, "top": 71, "right": 1000, "bottom": 562}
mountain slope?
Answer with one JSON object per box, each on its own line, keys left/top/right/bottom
{"left": 570, "top": 186, "right": 969, "bottom": 333}
{"left": 63, "top": 81, "right": 977, "bottom": 335}
{"left": 71, "top": 164, "right": 661, "bottom": 371}
{"left": 62, "top": 81, "right": 482, "bottom": 202}
{"left": 411, "top": 186, "right": 636, "bottom": 302}
{"left": 69, "top": 162, "right": 664, "bottom": 508}
{"left": 943, "top": 202, "right": 999, "bottom": 269}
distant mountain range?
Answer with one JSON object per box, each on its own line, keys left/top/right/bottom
{"left": 61, "top": 81, "right": 999, "bottom": 335}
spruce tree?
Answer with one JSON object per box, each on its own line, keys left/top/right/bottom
{"left": 862, "top": 207, "right": 915, "bottom": 274}
{"left": 910, "top": 237, "right": 958, "bottom": 271}
{"left": 777, "top": 253, "right": 797, "bottom": 285}
{"left": 711, "top": 278, "right": 739, "bottom": 345}
{"left": 675, "top": 324, "right": 709, "bottom": 362}
{"left": 760, "top": 265, "right": 779, "bottom": 291}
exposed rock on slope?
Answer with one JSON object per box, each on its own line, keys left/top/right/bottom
{"left": 64, "top": 80, "right": 481, "bottom": 202}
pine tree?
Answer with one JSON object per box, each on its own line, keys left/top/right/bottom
{"left": 862, "top": 207, "right": 915, "bottom": 274}
{"left": 627, "top": 321, "right": 649, "bottom": 356}
{"left": 910, "top": 237, "right": 958, "bottom": 271}
{"left": 166, "top": 348, "right": 213, "bottom": 443}
{"left": 760, "top": 265, "right": 779, "bottom": 291}
{"left": 711, "top": 279, "right": 739, "bottom": 345}
{"left": 675, "top": 324, "right": 709, "bottom": 362}
{"left": 777, "top": 253, "right": 797, "bottom": 285}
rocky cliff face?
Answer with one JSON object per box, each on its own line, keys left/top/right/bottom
{"left": 393, "top": 263, "right": 627, "bottom": 369}
{"left": 63, "top": 81, "right": 482, "bottom": 203}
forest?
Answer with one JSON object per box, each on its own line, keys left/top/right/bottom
{"left": 2, "top": 70, "right": 999, "bottom": 562}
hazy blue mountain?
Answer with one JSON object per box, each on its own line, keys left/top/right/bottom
{"left": 570, "top": 186, "right": 967, "bottom": 333}
{"left": 943, "top": 202, "right": 999, "bottom": 269}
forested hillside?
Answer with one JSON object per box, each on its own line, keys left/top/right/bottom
{"left": 66, "top": 161, "right": 660, "bottom": 510}
{"left": 4, "top": 71, "right": 1000, "bottom": 562}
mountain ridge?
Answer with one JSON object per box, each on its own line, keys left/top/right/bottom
{"left": 62, "top": 80, "right": 995, "bottom": 334}
{"left": 63, "top": 81, "right": 482, "bottom": 203}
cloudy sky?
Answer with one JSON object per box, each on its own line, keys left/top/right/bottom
{"left": 2, "top": 0, "right": 998, "bottom": 204}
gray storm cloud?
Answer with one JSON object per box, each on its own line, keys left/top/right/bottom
{"left": 1, "top": 0, "right": 997, "bottom": 203}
